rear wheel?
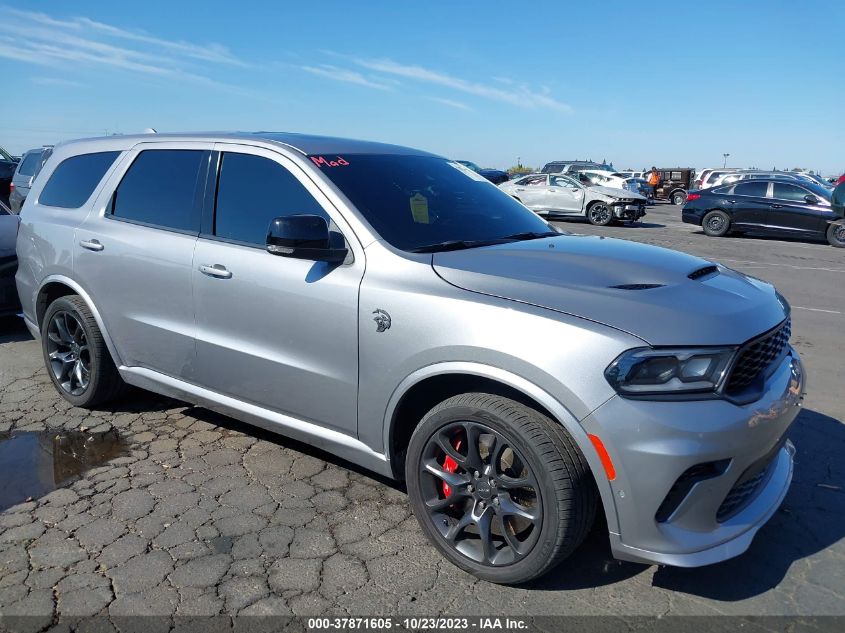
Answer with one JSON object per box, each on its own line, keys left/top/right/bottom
{"left": 702, "top": 210, "right": 731, "bottom": 237}
{"left": 671, "top": 191, "right": 687, "bottom": 206}
{"left": 587, "top": 201, "right": 613, "bottom": 226}
{"left": 827, "top": 223, "right": 845, "bottom": 247}
{"left": 41, "top": 295, "right": 126, "bottom": 408}
{"left": 405, "top": 393, "right": 597, "bottom": 584}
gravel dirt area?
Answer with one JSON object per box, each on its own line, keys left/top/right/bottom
{"left": 0, "top": 203, "right": 842, "bottom": 626}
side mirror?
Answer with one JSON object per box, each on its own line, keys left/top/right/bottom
{"left": 804, "top": 194, "right": 818, "bottom": 204}
{"left": 266, "top": 214, "right": 348, "bottom": 263}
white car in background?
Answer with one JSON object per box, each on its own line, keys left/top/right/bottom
{"left": 499, "top": 173, "right": 647, "bottom": 226}
{"left": 580, "top": 169, "right": 629, "bottom": 189}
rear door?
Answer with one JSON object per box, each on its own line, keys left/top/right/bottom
{"left": 75, "top": 142, "right": 211, "bottom": 377}
{"left": 511, "top": 175, "right": 548, "bottom": 210}
{"left": 764, "top": 182, "right": 828, "bottom": 236}
{"left": 727, "top": 181, "right": 771, "bottom": 229}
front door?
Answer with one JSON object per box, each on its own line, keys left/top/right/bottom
{"left": 75, "top": 143, "right": 210, "bottom": 377}
{"left": 764, "top": 182, "right": 827, "bottom": 236}
{"left": 192, "top": 145, "right": 364, "bottom": 435}
{"left": 548, "top": 176, "right": 585, "bottom": 214}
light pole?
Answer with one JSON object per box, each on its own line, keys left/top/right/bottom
{"left": 722, "top": 153, "right": 730, "bottom": 168}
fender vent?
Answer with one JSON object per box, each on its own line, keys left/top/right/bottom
{"left": 609, "top": 283, "right": 665, "bottom": 290}
{"left": 688, "top": 265, "right": 719, "bottom": 280}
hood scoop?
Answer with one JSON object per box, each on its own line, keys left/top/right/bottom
{"left": 688, "top": 265, "right": 719, "bottom": 280}
{"left": 609, "top": 283, "right": 665, "bottom": 290}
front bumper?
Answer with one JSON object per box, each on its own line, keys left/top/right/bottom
{"left": 583, "top": 349, "right": 805, "bottom": 567}
{"left": 611, "top": 201, "right": 646, "bottom": 220}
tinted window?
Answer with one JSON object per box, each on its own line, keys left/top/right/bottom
{"left": 214, "top": 153, "right": 328, "bottom": 245}
{"left": 17, "top": 151, "right": 42, "bottom": 177}
{"left": 111, "top": 150, "right": 204, "bottom": 232}
{"left": 314, "top": 154, "right": 552, "bottom": 252}
{"left": 734, "top": 181, "right": 769, "bottom": 197}
{"left": 39, "top": 151, "right": 120, "bottom": 208}
{"left": 773, "top": 183, "right": 809, "bottom": 201}
{"left": 551, "top": 175, "right": 579, "bottom": 188}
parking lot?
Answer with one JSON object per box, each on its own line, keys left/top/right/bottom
{"left": 0, "top": 202, "right": 843, "bottom": 624}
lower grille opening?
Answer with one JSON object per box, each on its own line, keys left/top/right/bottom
{"left": 716, "top": 441, "right": 783, "bottom": 522}
{"left": 656, "top": 459, "right": 730, "bottom": 523}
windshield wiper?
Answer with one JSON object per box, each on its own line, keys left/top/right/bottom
{"left": 501, "top": 231, "right": 562, "bottom": 241}
{"left": 410, "top": 239, "right": 506, "bottom": 253}
{"left": 410, "top": 231, "right": 562, "bottom": 253}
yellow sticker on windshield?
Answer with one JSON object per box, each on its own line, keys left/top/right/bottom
{"left": 410, "top": 193, "right": 430, "bottom": 224}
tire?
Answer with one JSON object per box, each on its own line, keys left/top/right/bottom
{"left": 827, "top": 223, "right": 845, "bottom": 247}
{"left": 41, "top": 295, "right": 126, "bottom": 408}
{"left": 702, "top": 210, "right": 731, "bottom": 237}
{"left": 405, "top": 393, "right": 597, "bottom": 584}
{"left": 671, "top": 191, "right": 686, "bottom": 206}
{"left": 586, "top": 201, "right": 613, "bottom": 226}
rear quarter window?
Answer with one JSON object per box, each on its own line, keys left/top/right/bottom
{"left": 16, "top": 152, "right": 42, "bottom": 177}
{"left": 39, "top": 151, "right": 121, "bottom": 209}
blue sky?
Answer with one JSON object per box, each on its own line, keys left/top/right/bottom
{"left": 1, "top": 1, "right": 843, "bottom": 174}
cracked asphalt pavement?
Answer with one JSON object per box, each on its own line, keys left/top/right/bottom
{"left": 0, "top": 204, "right": 843, "bottom": 625}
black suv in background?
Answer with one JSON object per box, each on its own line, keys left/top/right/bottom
{"left": 682, "top": 178, "right": 842, "bottom": 246}
{"left": 0, "top": 145, "right": 19, "bottom": 211}
{"left": 655, "top": 168, "right": 695, "bottom": 205}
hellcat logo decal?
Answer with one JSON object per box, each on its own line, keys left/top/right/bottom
{"left": 372, "top": 309, "right": 391, "bottom": 333}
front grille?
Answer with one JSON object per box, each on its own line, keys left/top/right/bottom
{"left": 725, "top": 318, "right": 791, "bottom": 395}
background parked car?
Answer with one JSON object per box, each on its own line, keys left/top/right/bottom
{"left": 540, "top": 160, "right": 614, "bottom": 175}
{"left": 711, "top": 170, "right": 835, "bottom": 190}
{"left": 695, "top": 168, "right": 739, "bottom": 190}
{"left": 682, "top": 178, "right": 842, "bottom": 246}
{"left": 499, "top": 172, "right": 646, "bottom": 225}
{"left": 654, "top": 167, "right": 695, "bottom": 205}
{"left": 455, "top": 160, "right": 509, "bottom": 184}
{"left": 0, "top": 212, "right": 21, "bottom": 316}
{"left": 0, "top": 145, "right": 20, "bottom": 211}
{"left": 9, "top": 146, "right": 52, "bottom": 213}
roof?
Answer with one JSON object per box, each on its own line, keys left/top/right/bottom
{"left": 55, "top": 131, "right": 439, "bottom": 158}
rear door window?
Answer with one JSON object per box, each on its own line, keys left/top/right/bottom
{"left": 213, "top": 152, "right": 329, "bottom": 246}
{"left": 110, "top": 150, "right": 205, "bottom": 232}
{"left": 38, "top": 151, "right": 121, "bottom": 209}
{"left": 734, "top": 181, "right": 769, "bottom": 198}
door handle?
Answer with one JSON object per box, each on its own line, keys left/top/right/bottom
{"left": 79, "top": 239, "right": 104, "bottom": 252}
{"left": 199, "top": 264, "right": 233, "bottom": 279}
{"left": 770, "top": 204, "right": 783, "bottom": 209}
{"left": 727, "top": 200, "right": 736, "bottom": 204}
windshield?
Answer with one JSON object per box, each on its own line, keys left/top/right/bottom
{"left": 456, "top": 160, "right": 481, "bottom": 172}
{"left": 314, "top": 154, "right": 554, "bottom": 252}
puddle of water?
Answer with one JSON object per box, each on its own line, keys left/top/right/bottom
{"left": 0, "top": 429, "right": 129, "bottom": 511}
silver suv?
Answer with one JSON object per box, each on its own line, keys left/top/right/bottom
{"left": 16, "top": 132, "right": 805, "bottom": 584}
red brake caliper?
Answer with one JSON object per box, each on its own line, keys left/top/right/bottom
{"left": 441, "top": 439, "right": 462, "bottom": 497}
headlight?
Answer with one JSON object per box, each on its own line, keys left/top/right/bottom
{"left": 605, "top": 347, "right": 736, "bottom": 396}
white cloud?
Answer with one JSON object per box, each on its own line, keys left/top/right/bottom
{"left": 31, "top": 76, "right": 84, "bottom": 88}
{"left": 428, "top": 97, "right": 472, "bottom": 111}
{"left": 354, "top": 57, "right": 572, "bottom": 112}
{"left": 301, "top": 65, "right": 392, "bottom": 91}
{"left": 0, "top": 7, "right": 248, "bottom": 91}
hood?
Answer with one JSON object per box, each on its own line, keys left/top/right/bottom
{"left": 432, "top": 236, "right": 786, "bottom": 346}
{"left": 590, "top": 185, "right": 646, "bottom": 200}
{"left": 0, "top": 214, "right": 20, "bottom": 258}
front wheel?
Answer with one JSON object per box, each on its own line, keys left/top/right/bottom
{"left": 587, "top": 201, "right": 613, "bottom": 226}
{"left": 671, "top": 191, "right": 687, "bottom": 206}
{"left": 702, "top": 210, "right": 731, "bottom": 237}
{"left": 405, "top": 393, "right": 597, "bottom": 584}
{"left": 41, "top": 295, "right": 126, "bottom": 408}
{"left": 827, "top": 223, "right": 845, "bottom": 247}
